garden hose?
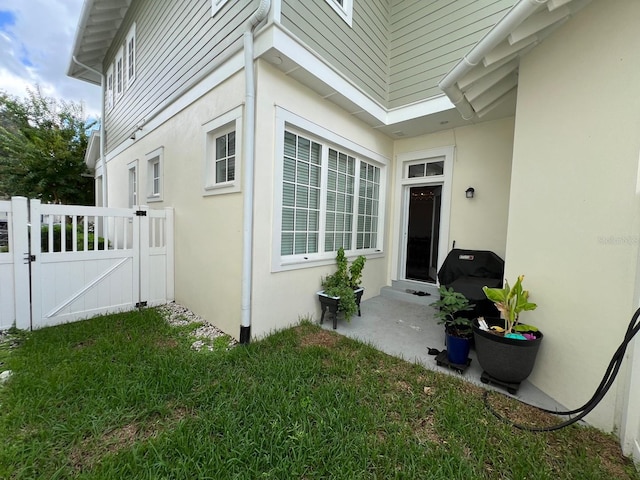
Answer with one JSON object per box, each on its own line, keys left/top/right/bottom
{"left": 484, "top": 306, "right": 640, "bottom": 432}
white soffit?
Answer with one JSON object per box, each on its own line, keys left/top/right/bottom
{"left": 67, "top": 0, "right": 131, "bottom": 84}
{"left": 440, "top": 0, "right": 592, "bottom": 120}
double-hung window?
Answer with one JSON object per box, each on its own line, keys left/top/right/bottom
{"left": 276, "top": 122, "right": 384, "bottom": 269}
{"left": 203, "top": 106, "right": 242, "bottom": 195}
{"left": 115, "top": 47, "right": 124, "bottom": 101}
{"left": 106, "top": 64, "right": 114, "bottom": 111}
{"left": 125, "top": 23, "right": 136, "bottom": 87}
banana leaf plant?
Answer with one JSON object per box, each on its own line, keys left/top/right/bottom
{"left": 482, "top": 275, "right": 537, "bottom": 334}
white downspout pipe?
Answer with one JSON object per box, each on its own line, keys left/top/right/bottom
{"left": 438, "top": 0, "right": 548, "bottom": 120}
{"left": 240, "top": 0, "right": 271, "bottom": 344}
{"left": 72, "top": 56, "right": 107, "bottom": 207}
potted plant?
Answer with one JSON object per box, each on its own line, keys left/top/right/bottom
{"left": 318, "top": 248, "right": 366, "bottom": 328}
{"left": 430, "top": 286, "right": 474, "bottom": 366}
{"left": 474, "top": 275, "right": 543, "bottom": 390}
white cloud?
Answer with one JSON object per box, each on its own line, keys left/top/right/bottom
{"left": 0, "top": 0, "right": 101, "bottom": 117}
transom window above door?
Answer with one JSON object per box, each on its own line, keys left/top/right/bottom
{"left": 406, "top": 159, "right": 444, "bottom": 179}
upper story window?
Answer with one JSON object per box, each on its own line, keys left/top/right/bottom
{"left": 106, "top": 64, "right": 114, "bottom": 111}
{"left": 325, "top": 0, "right": 353, "bottom": 27}
{"left": 125, "top": 23, "right": 136, "bottom": 87}
{"left": 115, "top": 47, "right": 124, "bottom": 100}
{"left": 211, "top": 0, "right": 230, "bottom": 16}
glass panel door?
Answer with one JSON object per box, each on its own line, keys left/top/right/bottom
{"left": 405, "top": 185, "right": 442, "bottom": 283}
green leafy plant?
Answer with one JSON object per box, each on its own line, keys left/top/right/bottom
{"left": 321, "top": 247, "right": 366, "bottom": 321}
{"left": 430, "top": 286, "right": 474, "bottom": 337}
{"left": 40, "top": 223, "right": 107, "bottom": 252}
{"left": 482, "top": 274, "right": 537, "bottom": 334}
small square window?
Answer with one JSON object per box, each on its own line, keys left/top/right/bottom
{"left": 203, "top": 106, "right": 242, "bottom": 196}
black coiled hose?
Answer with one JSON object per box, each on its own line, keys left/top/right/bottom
{"left": 485, "top": 306, "right": 640, "bottom": 432}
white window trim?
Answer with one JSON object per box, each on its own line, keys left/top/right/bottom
{"left": 325, "top": 0, "right": 353, "bottom": 27}
{"left": 391, "top": 147, "right": 454, "bottom": 283}
{"left": 146, "top": 147, "right": 164, "bottom": 202}
{"left": 125, "top": 23, "right": 136, "bottom": 88}
{"left": 272, "top": 107, "right": 387, "bottom": 273}
{"left": 211, "top": 0, "right": 230, "bottom": 16}
{"left": 202, "top": 106, "right": 243, "bottom": 196}
{"left": 128, "top": 160, "right": 138, "bottom": 208}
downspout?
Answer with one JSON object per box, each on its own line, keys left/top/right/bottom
{"left": 72, "top": 56, "right": 107, "bottom": 207}
{"left": 438, "top": 0, "right": 548, "bottom": 120}
{"left": 240, "top": 0, "right": 271, "bottom": 344}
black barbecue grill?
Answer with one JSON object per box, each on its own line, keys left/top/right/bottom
{"left": 437, "top": 249, "right": 505, "bottom": 317}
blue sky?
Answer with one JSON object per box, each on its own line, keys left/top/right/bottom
{"left": 0, "top": 0, "right": 101, "bottom": 117}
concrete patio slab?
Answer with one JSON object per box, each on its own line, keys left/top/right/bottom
{"left": 320, "top": 291, "right": 567, "bottom": 414}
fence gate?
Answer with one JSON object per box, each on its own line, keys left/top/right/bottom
{"left": 0, "top": 197, "right": 174, "bottom": 330}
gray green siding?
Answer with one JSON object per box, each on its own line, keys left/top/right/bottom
{"left": 280, "top": 0, "right": 515, "bottom": 109}
{"left": 389, "top": 0, "right": 515, "bottom": 108}
{"left": 103, "top": 0, "right": 257, "bottom": 151}
{"left": 280, "top": 0, "right": 390, "bottom": 106}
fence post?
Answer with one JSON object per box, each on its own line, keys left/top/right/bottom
{"left": 11, "top": 197, "right": 30, "bottom": 330}
{"left": 138, "top": 205, "right": 149, "bottom": 306}
{"left": 164, "top": 207, "right": 175, "bottom": 302}
{"left": 29, "top": 199, "right": 42, "bottom": 329}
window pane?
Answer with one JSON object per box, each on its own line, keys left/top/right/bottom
{"left": 298, "top": 137, "right": 310, "bottom": 161}
{"left": 281, "top": 233, "right": 294, "bottom": 255}
{"left": 408, "top": 163, "right": 424, "bottom": 178}
{"left": 228, "top": 157, "right": 235, "bottom": 181}
{"left": 228, "top": 131, "right": 236, "bottom": 156}
{"left": 426, "top": 161, "right": 444, "bottom": 176}
{"left": 294, "top": 233, "right": 307, "bottom": 254}
{"left": 216, "top": 159, "right": 226, "bottom": 183}
{"left": 282, "top": 208, "right": 294, "bottom": 230}
{"left": 282, "top": 183, "right": 295, "bottom": 207}
{"left": 283, "top": 158, "right": 296, "bottom": 183}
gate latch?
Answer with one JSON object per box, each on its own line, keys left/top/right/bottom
{"left": 24, "top": 253, "right": 35, "bottom": 264}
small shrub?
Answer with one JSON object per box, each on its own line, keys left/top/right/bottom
{"left": 40, "top": 223, "right": 108, "bottom": 252}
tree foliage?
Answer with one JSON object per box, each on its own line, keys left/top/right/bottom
{"left": 0, "top": 87, "right": 95, "bottom": 204}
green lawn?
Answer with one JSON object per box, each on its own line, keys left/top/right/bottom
{"left": 0, "top": 308, "right": 638, "bottom": 479}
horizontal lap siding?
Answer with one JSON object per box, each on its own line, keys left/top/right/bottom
{"left": 281, "top": 0, "right": 389, "bottom": 105}
{"left": 389, "top": 0, "right": 515, "bottom": 108}
{"left": 104, "top": 0, "right": 254, "bottom": 152}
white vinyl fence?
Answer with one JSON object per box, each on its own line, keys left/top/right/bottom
{"left": 0, "top": 197, "right": 174, "bottom": 330}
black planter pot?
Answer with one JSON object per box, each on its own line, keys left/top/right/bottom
{"left": 317, "top": 288, "right": 364, "bottom": 329}
{"left": 472, "top": 318, "right": 543, "bottom": 384}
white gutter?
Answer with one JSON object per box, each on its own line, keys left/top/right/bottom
{"left": 71, "top": 56, "right": 107, "bottom": 208}
{"left": 240, "top": 0, "right": 271, "bottom": 344}
{"left": 438, "top": 0, "right": 548, "bottom": 120}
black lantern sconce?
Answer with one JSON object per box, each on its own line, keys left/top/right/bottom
{"left": 465, "top": 187, "right": 475, "bottom": 199}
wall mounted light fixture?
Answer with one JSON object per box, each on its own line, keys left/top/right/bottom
{"left": 465, "top": 187, "right": 475, "bottom": 199}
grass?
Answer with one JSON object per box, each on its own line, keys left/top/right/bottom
{"left": 0, "top": 308, "right": 638, "bottom": 479}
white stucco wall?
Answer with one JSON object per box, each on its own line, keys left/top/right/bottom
{"left": 249, "top": 60, "right": 394, "bottom": 338}
{"left": 393, "top": 117, "right": 514, "bottom": 265}
{"left": 506, "top": 0, "right": 640, "bottom": 432}
{"left": 104, "top": 71, "right": 247, "bottom": 338}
